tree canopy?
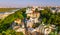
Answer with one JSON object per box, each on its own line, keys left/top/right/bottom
{"left": 0, "top": 8, "right": 26, "bottom": 33}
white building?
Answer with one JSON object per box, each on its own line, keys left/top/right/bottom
{"left": 57, "top": 8, "right": 60, "bottom": 13}
{"left": 50, "top": 7, "right": 59, "bottom": 13}
{"left": 26, "top": 8, "right": 40, "bottom": 28}
{"left": 38, "top": 7, "right": 44, "bottom": 11}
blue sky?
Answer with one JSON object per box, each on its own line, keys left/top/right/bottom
{"left": 0, "top": 0, "right": 60, "bottom": 8}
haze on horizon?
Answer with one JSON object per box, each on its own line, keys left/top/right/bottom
{"left": 0, "top": 0, "right": 60, "bottom": 8}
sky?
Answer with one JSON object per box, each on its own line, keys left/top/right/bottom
{"left": 0, "top": 0, "right": 60, "bottom": 8}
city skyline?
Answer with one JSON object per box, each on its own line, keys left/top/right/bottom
{"left": 0, "top": 0, "right": 60, "bottom": 8}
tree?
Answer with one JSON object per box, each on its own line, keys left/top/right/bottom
{"left": 0, "top": 9, "right": 24, "bottom": 33}
{"left": 35, "top": 8, "right": 38, "bottom": 12}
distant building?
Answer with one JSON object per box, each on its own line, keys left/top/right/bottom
{"left": 38, "top": 7, "right": 44, "bottom": 11}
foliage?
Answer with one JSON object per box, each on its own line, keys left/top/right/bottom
{"left": 15, "top": 32, "right": 24, "bottom": 35}
{"left": 49, "top": 31, "right": 58, "bottom": 35}
{"left": 1, "top": 29, "right": 24, "bottom": 35}
{"left": 40, "top": 8, "right": 59, "bottom": 25}
{"left": 0, "top": 8, "right": 26, "bottom": 33}
{"left": 32, "top": 23, "right": 41, "bottom": 28}
{"left": 39, "top": 7, "right": 59, "bottom": 34}
{"left": 2, "top": 29, "right": 16, "bottom": 35}
{"left": 0, "top": 7, "right": 59, "bottom": 35}
{"left": 35, "top": 8, "right": 38, "bottom": 12}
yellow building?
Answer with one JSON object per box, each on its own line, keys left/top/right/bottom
{"left": 14, "top": 18, "right": 22, "bottom": 24}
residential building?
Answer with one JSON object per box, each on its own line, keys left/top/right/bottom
{"left": 26, "top": 7, "right": 40, "bottom": 28}
{"left": 57, "top": 8, "right": 60, "bottom": 12}
{"left": 38, "top": 7, "right": 44, "bottom": 11}
{"left": 11, "top": 18, "right": 24, "bottom": 30}
{"left": 50, "top": 7, "right": 60, "bottom": 13}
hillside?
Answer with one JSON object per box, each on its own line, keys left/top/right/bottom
{"left": 0, "top": 8, "right": 19, "bottom": 12}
